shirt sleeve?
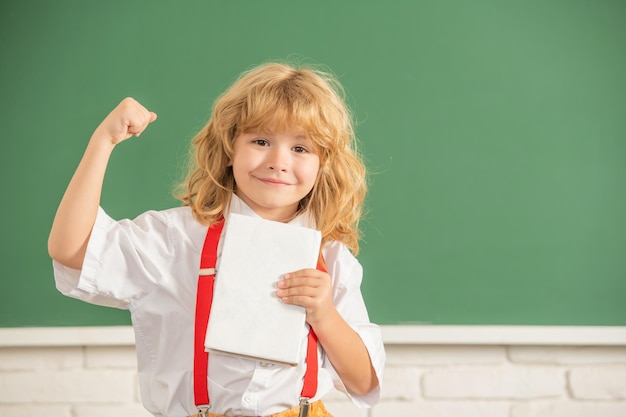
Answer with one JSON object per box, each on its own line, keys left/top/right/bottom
{"left": 320, "top": 241, "right": 386, "bottom": 408}
{"left": 53, "top": 207, "right": 175, "bottom": 310}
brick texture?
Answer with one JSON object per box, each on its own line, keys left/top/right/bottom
{"left": 2, "top": 335, "right": 626, "bottom": 417}
{"left": 569, "top": 366, "right": 626, "bottom": 400}
{"left": 511, "top": 400, "right": 626, "bottom": 417}
{"left": 423, "top": 366, "right": 565, "bottom": 399}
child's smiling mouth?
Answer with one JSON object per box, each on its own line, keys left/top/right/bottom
{"left": 255, "top": 176, "right": 292, "bottom": 186}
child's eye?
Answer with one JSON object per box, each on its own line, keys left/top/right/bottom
{"left": 252, "top": 138, "right": 269, "bottom": 146}
{"left": 293, "top": 146, "right": 308, "bottom": 153}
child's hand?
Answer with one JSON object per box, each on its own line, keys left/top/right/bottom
{"left": 278, "top": 268, "right": 380, "bottom": 397}
{"left": 276, "top": 268, "right": 335, "bottom": 327}
{"left": 93, "top": 97, "right": 157, "bottom": 145}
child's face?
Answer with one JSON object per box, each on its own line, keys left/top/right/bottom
{"left": 231, "top": 131, "right": 320, "bottom": 222}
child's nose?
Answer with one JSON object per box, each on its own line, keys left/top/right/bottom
{"left": 267, "top": 148, "right": 289, "bottom": 171}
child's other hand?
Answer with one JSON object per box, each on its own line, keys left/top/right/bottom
{"left": 276, "top": 269, "right": 335, "bottom": 327}
{"left": 94, "top": 97, "right": 157, "bottom": 145}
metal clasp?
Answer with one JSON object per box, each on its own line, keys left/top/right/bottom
{"left": 198, "top": 268, "right": 216, "bottom": 277}
{"left": 197, "top": 405, "right": 210, "bottom": 417}
{"left": 298, "top": 398, "right": 310, "bottom": 417}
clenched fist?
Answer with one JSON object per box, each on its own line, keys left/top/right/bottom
{"left": 93, "top": 97, "right": 157, "bottom": 145}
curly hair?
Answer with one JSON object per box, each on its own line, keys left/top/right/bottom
{"left": 176, "top": 62, "right": 367, "bottom": 254}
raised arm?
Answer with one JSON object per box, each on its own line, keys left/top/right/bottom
{"left": 48, "top": 98, "right": 157, "bottom": 269}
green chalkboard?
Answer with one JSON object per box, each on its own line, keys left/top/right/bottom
{"left": 1, "top": 0, "right": 625, "bottom": 327}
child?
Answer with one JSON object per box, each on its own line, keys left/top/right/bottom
{"left": 48, "top": 62, "right": 385, "bottom": 417}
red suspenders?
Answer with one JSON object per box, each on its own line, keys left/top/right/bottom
{"left": 193, "top": 218, "right": 323, "bottom": 415}
{"left": 193, "top": 219, "right": 223, "bottom": 408}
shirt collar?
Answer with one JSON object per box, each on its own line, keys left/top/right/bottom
{"left": 228, "top": 194, "right": 317, "bottom": 229}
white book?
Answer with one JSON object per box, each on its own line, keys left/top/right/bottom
{"left": 204, "top": 213, "right": 322, "bottom": 366}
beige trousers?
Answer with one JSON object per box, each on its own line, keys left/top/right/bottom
{"left": 188, "top": 400, "right": 333, "bottom": 417}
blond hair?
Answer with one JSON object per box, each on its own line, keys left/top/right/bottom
{"left": 177, "top": 62, "right": 366, "bottom": 253}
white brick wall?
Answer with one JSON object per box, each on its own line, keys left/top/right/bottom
{"left": 1, "top": 327, "right": 626, "bottom": 417}
{"left": 0, "top": 345, "right": 146, "bottom": 417}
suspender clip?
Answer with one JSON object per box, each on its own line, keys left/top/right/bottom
{"left": 298, "top": 397, "right": 310, "bottom": 417}
{"left": 197, "top": 405, "right": 210, "bottom": 417}
{"left": 198, "top": 268, "right": 216, "bottom": 277}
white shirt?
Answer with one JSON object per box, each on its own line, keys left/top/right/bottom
{"left": 53, "top": 195, "right": 385, "bottom": 417}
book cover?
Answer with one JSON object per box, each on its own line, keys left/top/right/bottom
{"left": 204, "top": 213, "right": 322, "bottom": 365}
